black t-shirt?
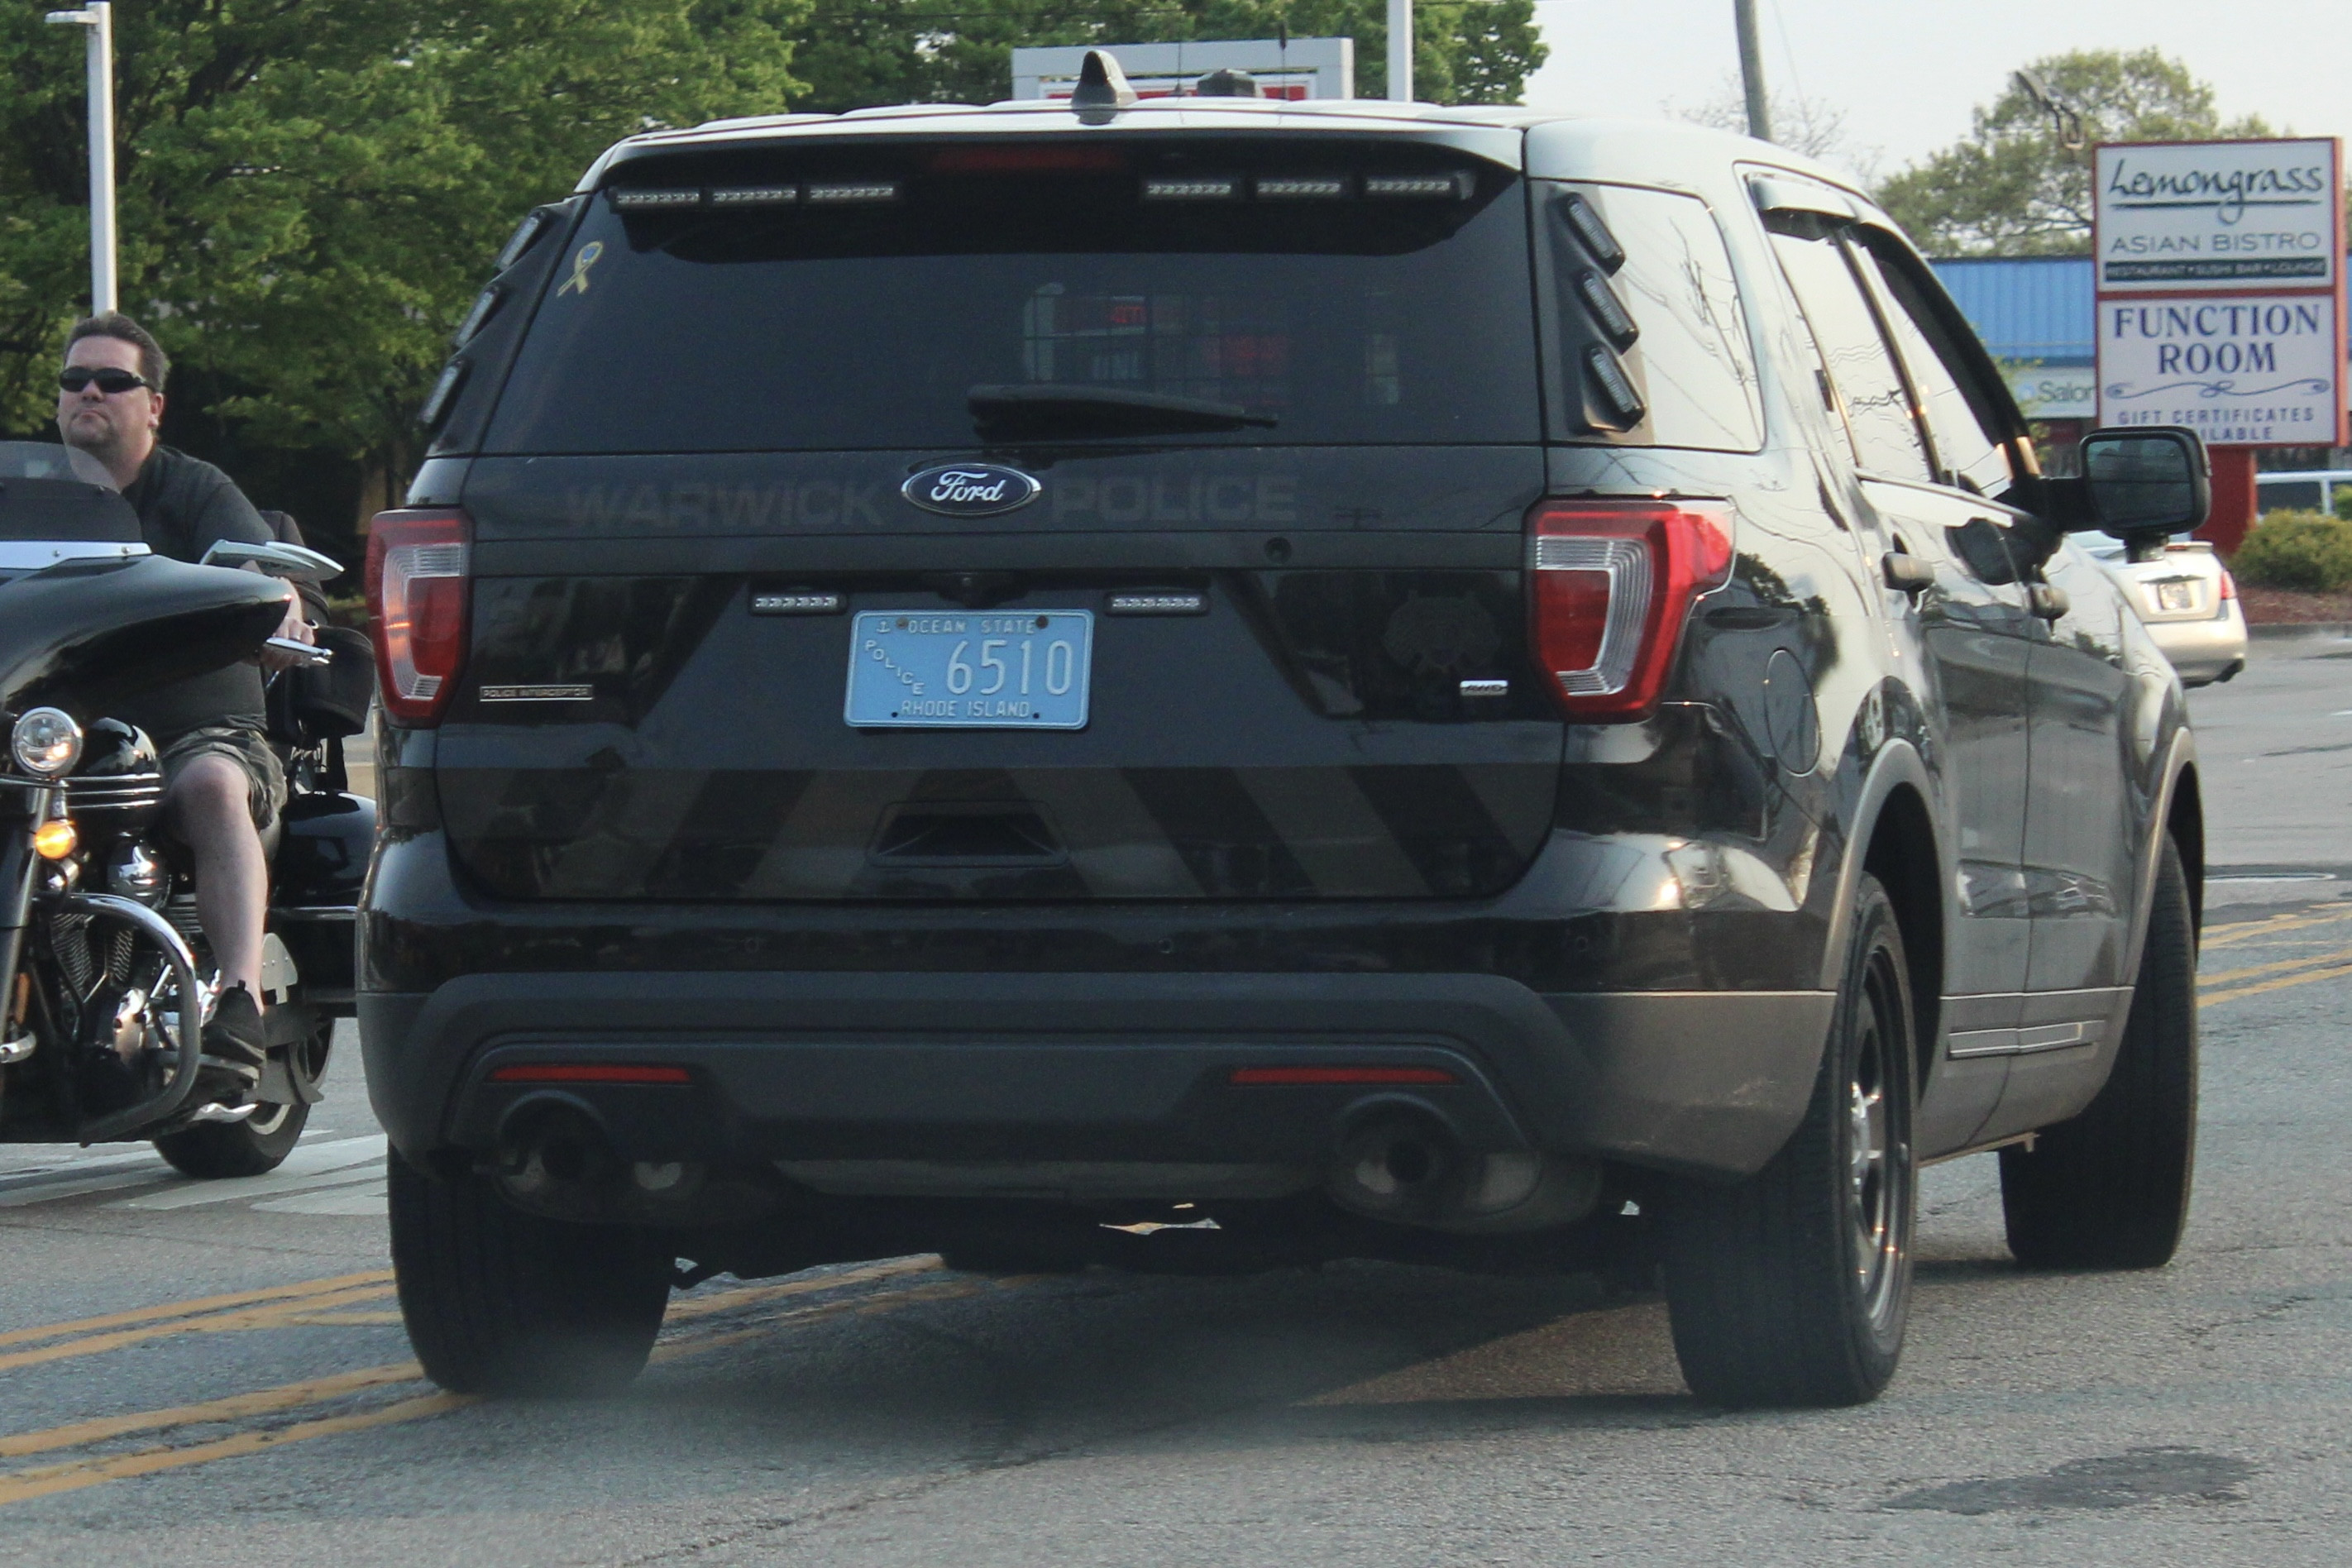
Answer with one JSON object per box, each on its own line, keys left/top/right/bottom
{"left": 114, "top": 445, "right": 275, "bottom": 744}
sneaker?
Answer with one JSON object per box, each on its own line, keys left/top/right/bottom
{"left": 195, "top": 983, "right": 266, "bottom": 1105}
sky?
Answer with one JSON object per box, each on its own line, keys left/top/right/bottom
{"left": 1520, "top": 0, "right": 2351, "bottom": 184}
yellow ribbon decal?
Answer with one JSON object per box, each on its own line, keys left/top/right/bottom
{"left": 555, "top": 241, "right": 604, "bottom": 297}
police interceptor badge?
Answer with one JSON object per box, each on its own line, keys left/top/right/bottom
{"left": 901, "top": 463, "right": 1041, "bottom": 518}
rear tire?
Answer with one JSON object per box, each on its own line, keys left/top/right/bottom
{"left": 2001, "top": 836, "right": 2198, "bottom": 1269}
{"left": 154, "top": 1095, "right": 310, "bottom": 1178}
{"left": 1658, "top": 873, "right": 1918, "bottom": 1407}
{"left": 389, "top": 1151, "right": 672, "bottom": 1397}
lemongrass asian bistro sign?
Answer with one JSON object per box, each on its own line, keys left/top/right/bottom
{"left": 2093, "top": 136, "right": 2346, "bottom": 449}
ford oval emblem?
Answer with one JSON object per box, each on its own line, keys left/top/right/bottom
{"left": 901, "top": 463, "right": 1042, "bottom": 518}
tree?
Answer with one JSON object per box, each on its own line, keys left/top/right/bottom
{"left": 1875, "top": 49, "right": 2269, "bottom": 256}
{"left": 1667, "top": 74, "right": 1879, "bottom": 181}
{"left": 786, "top": 0, "right": 1546, "bottom": 113}
{"left": 0, "top": 1, "right": 808, "bottom": 531}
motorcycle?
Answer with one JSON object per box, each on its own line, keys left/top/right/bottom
{"left": 0, "top": 442, "right": 375, "bottom": 1176}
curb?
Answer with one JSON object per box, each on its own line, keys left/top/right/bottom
{"left": 2247, "top": 621, "right": 2352, "bottom": 640}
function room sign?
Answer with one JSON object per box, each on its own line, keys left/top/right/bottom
{"left": 2097, "top": 293, "right": 2340, "bottom": 442}
{"left": 2094, "top": 138, "right": 2340, "bottom": 293}
{"left": 2095, "top": 136, "right": 2345, "bottom": 451}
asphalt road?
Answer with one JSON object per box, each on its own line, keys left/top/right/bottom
{"left": 3, "top": 640, "right": 2350, "bottom": 1566}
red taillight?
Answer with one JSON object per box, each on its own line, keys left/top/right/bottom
{"left": 486, "top": 1064, "right": 692, "bottom": 1085}
{"left": 1526, "top": 500, "right": 1735, "bottom": 720}
{"left": 365, "top": 508, "right": 471, "bottom": 726}
{"left": 2219, "top": 570, "right": 2237, "bottom": 601}
{"left": 1228, "top": 1066, "right": 1460, "bottom": 1087}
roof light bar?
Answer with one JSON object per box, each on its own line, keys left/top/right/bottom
{"left": 610, "top": 187, "right": 702, "bottom": 210}
{"left": 805, "top": 179, "right": 901, "bottom": 204}
{"left": 1255, "top": 174, "right": 1350, "bottom": 199}
{"left": 1142, "top": 174, "right": 1241, "bottom": 201}
{"left": 711, "top": 184, "right": 799, "bottom": 207}
{"left": 1362, "top": 171, "right": 1474, "bottom": 199}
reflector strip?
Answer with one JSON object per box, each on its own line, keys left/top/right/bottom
{"left": 1142, "top": 175, "right": 1241, "bottom": 201}
{"left": 1228, "top": 1066, "right": 1459, "bottom": 1087}
{"left": 711, "top": 184, "right": 799, "bottom": 207}
{"left": 805, "top": 180, "right": 901, "bottom": 204}
{"left": 610, "top": 188, "right": 702, "bottom": 210}
{"left": 486, "top": 1064, "right": 692, "bottom": 1085}
{"left": 1107, "top": 591, "right": 1206, "bottom": 615}
{"left": 1255, "top": 174, "right": 1350, "bottom": 199}
{"left": 1363, "top": 172, "right": 1474, "bottom": 199}
{"left": 752, "top": 590, "right": 845, "bottom": 614}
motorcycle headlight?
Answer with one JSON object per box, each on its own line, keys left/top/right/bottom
{"left": 10, "top": 708, "right": 83, "bottom": 778}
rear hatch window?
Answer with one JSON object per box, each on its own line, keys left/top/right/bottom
{"left": 484, "top": 140, "right": 1538, "bottom": 454}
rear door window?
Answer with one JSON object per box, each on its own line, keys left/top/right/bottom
{"left": 482, "top": 144, "right": 1540, "bottom": 455}
{"left": 1766, "top": 218, "right": 1932, "bottom": 482}
{"left": 1543, "top": 184, "right": 1762, "bottom": 451}
{"left": 1846, "top": 236, "right": 2015, "bottom": 497}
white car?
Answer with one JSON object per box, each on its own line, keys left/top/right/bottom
{"left": 2081, "top": 533, "right": 2247, "bottom": 687}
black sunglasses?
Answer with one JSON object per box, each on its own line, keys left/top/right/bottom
{"left": 58, "top": 366, "right": 153, "bottom": 395}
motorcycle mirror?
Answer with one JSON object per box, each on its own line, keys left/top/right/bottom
{"left": 200, "top": 538, "right": 343, "bottom": 577}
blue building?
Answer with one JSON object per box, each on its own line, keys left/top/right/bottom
{"left": 1929, "top": 257, "right": 2097, "bottom": 422}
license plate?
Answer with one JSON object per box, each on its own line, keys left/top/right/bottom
{"left": 2154, "top": 579, "right": 2197, "bottom": 613}
{"left": 844, "top": 610, "right": 1093, "bottom": 729}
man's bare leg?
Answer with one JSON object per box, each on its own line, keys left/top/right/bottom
{"left": 163, "top": 753, "right": 267, "bottom": 994}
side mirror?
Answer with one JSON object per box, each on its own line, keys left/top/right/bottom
{"left": 2076, "top": 426, "right": 2211, "bottom": 537}
{"left": 199, "top": 538, "right": 343, "bottom": 578}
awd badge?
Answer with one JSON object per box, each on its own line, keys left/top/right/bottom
{"left": 901, "top": 463, "right": 1041, "bottom": 518}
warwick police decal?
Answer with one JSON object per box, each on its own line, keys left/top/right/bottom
{"left": 901, "top": 463, "right": 1041, "bottom": 518}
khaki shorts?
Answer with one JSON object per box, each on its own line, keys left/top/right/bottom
{"left": 159, "top": 724, "right": 287, "bottom": 833}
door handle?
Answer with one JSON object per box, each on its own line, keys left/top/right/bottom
{"left": 2029, "top": 584, "right": 2070, "bottom": 621}
{"left": 1881, "top": 552, "right": 1934, "bottom": 595}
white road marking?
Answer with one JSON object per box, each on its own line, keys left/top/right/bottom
{"left": 107, "top": 1136, "right": 385, "bottom": 1212}
{"left": 0, "top": 1170, "right": 177, "bottom": 1209}
{"left": 252, "top": 1182, "right": 387, "bottom": 1217}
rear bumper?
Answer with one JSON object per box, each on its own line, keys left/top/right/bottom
{"left": 2144, "top": 605, "right": 2248, "bottom": 686}
{"left": 361, "top": 970, "right": 1832, "bottom": 1181}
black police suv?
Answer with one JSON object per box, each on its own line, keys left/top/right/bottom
{"left": 363, "top": 61, "right": 2206, "bottom": 1408}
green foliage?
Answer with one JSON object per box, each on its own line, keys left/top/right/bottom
{"left": 786, "top": 0, "right": 1545, "bottom": 112}
{"left": 1876, "top": 50, "right": 2272, "bottom": 256}
{"left": 0, "top": 0, "right": 810, "bottom": 466}
{"left": 2231, "top": 509, "right": 2352, "bottom": 593}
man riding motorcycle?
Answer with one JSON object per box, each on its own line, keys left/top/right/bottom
{"left": 55, "top": 313, "right": 315, "bottom": 1107}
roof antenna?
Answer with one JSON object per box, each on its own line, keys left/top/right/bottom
{"left": 1070, "top": 49, "right": 1138, "bottom": 122}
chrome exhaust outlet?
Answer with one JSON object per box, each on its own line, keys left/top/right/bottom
{"left": 1327, "top": 1110, "right": 1603, "bottom": 1235}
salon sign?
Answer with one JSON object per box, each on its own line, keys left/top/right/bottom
{"left": 2093, "top": 137, "right": 2345, "bottom": 448}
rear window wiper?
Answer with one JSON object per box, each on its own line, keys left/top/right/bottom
{"left": 968, "top": 385, "right": 1278, "bottom": 441}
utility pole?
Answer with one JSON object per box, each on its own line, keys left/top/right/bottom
{"left": 1387, "top": 0, "right": 1413, "bottom": 103}
{"left": 1733, "top": 0, "right": 1771, "bottom": 143}
{"left": 45, "top": 1, "right": 117, "bottom": 313}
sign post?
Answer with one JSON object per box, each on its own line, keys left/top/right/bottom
{"left": 2093, "top": 136, "right": 2346, "bottom": 552}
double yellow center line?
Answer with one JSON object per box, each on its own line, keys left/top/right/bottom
{"left": 0, "top": 1255, "right": 982, "bottom": 1507}
{"left": 2200, "top": 904, "right": 2352, "bottom": 1006}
